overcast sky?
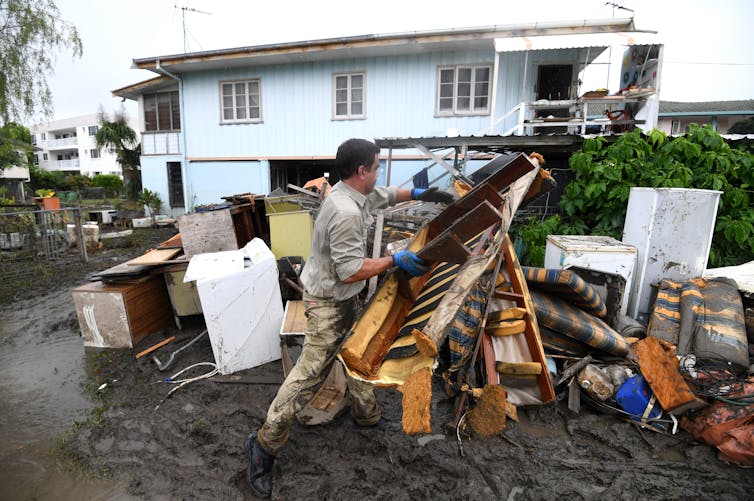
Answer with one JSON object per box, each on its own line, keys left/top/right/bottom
{"left": 45, "top": 0, "right": 753, "bottom": 123}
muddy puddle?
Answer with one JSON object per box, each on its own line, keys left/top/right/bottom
{"left": 0, "top": 298, "right": 136, "bottom": 500}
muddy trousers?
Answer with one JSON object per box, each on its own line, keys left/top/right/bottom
{"left": 257, "top": 293, "right": 380, "bottom": 456}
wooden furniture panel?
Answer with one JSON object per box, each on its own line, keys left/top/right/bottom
{"left": 72, "top": 275, "right": 173, "bottom": 348}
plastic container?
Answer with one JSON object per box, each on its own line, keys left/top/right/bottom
{"left": 622, "top": 188, "right": 722, "bottom": 321}
{"left": 578, "top": 364, "right": 614, "bottom": 401}
{"left": 615, "top": 374, "right": 662, "bottom": 421}
{"left": 544, "top": 235, "right": 637, "bottom": 316}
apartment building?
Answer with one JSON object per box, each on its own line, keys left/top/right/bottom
{"left": 30, "top": 113, "right": 137, "bottom": 178}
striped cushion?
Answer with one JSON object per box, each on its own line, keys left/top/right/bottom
{"left": 531, "top": 291, "right": 629, "bottom": 357}
{"left": 523, "top": 267, "right": 607, "bottom": 318}
{"left": 647, "top": 279, "right": 684, "bottom": 344}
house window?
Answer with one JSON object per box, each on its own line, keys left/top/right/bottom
{"left": 90, "top": 149, "right": 100, "bottom": 159}
{"left": 43, "top": 153, "right": 48, "bottom": 160}
{"left": 167, "top": 162, "right": 184, "bottom": 208}
{"left": 144, "top": 91, "right": 181, "bottom": 131}
{"left": 31, "top": 134, "right": 37, "bottom": 145}
{"left": 220, "top": 80, "right": 261, "bottom": 123}
{"left": 671, "top": 120, "right": 682, "bottom": 135}
{"left": 88, "top": 125, "right": 99, "bottom": 136}
{"left": 436, "top": 65, "right": 491, "bottom": 116}
{"left": 41, "top": 132, "right": 46, "bottom": 140}
{"left": 333, "top": 72, "right": 365, "bottom": 119}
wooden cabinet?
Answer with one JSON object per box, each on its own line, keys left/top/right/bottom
{"left": 72, "top": 275, "right": 173, "bottom": 348}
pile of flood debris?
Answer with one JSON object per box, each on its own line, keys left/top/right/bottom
{"left": 69, "top": 151, "right": 753, "bottom": 476}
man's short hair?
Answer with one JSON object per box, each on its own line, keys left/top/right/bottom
{"left": 335, "top": 138, "right": 380, "bottom": 180}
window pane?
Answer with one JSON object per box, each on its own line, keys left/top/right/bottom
{"left": 157, "top": 93, "right": 171, "bottom": 130}
{"left": 439, "top": 97, "right": 453, "bottom": 111}
{"left": 223, "top": 96, "right": 233, "bottom": 107}
{"left": 237, "top": 107, "right": 247, "bottom": 119}
{"left": 457, "top": 83, "right": 471, "bottom": 98}
{"left": 249, "top": 81, "right": 259, "bottom": 94}
{"left": 351, "top": 102, "right": 362, "bottom": 115}
{"left": 222, "top": 84, "right": 232, "bottom": 97}
{"left": 336, "top": 103, "right": 348, "bottom": 115}
{"left": 250, "top": 107, "right": 260, "bottom": 119}
{"left": 236, "top": 94, "right": 247, "bottom": 109}
{"left": 458, "top": 68, "right": 472, "bottom": 83}
{"left": 440, "top": 83, "right": 453, "bottom": 99}
{"left": 457, "top": 97, "right": 470, "bottom": 110}
{"left": 351, "top": 89, "right": 362, "bottom": 102}
{"left": 171, "top": 92, "right": 181, "bottom": 129}
{"left": 144, "top": 95, "right": 157, "bottom": 131}
{"left": 351, "top": 74, "right": 363, "bottom": 87}
{"left": 440, "top": 69, "right": 454, "bottom": 84}
{"left": 474, "top": 96, "right": 488, "bottom": 109}
{"left": 250, "top": 94, "right": 259, "bottom": 107}
{"left": 235, "top": 83, "right": 246, "bottom": 95}
{"left": 224, "top": 108, "right": 234, "bottom": 120}
{"left": 475, "top": 67, "right": 490, "bottom": 82}
{"left": 335, "top": 75, "right": 348, "bottom": 90}
{"left": 336, "top": 89, "right": 348, "bottom": 102}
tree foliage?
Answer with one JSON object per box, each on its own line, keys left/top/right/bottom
{"left": 0, "top": 120, "right": 32, "bottom": 169}
{"left": 512, "top": 125, "right": 754, "bottom": 268}
{"left": 91, "top": 173, "right": 123, "bottom": 197}
{"left": 0, "top": 0, "right": 82, "bottom": 123}
{"left": 95, "top": 107, "right": 141, "bottom": 198}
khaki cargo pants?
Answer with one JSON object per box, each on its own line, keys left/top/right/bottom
{"left": 257, "top": 293, "right": 380, "bottom": 456}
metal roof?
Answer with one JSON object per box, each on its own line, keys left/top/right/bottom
{"left": 494, "top": 31, "right": 659, "bottom": 52}
{"left": 659, "top": 100, "right": 754, "bottom": 115}
{"left": 129, "top": 18, "right": 639, "bottom": 74}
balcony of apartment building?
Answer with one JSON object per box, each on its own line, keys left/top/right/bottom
{"left": 46, "top": 135, "right": 79, "bottom": 151}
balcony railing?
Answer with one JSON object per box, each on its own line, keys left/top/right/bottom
{"left": 47, "top": 159, "right": 80, "bottom": 170}
{"left": 46, "top": 137, "right": 79, "bottom": 150}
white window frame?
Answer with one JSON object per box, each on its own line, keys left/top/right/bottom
{"left": 90, "top": 148, "right": 100, "bottom": 159}
{"left": 88, "top": 125, "right": 99, "bottom": 136}
{"left": 332, "top": 72, "right": 366, "bottom": 120}
{"left": 436, "top": 64, "right": 492, "bottom": 116}
{"left": 671, "top": 119, "right": 682, "bottom": 135}
{"left": 219, "top": 79, "right": 262, "bottom": 124}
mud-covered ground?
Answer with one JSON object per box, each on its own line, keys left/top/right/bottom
{"left": 2, "top": 227, "right": 753, "bottom": 500}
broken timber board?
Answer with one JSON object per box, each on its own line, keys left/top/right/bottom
{"left": 418, "top": 200, "right": 503, "bottom": 264}
{"left": 426, "top": 153, "right": 536, "bottom": 240}
{"left": 126, "top": 248, "right": 182, "bottom": 266}
{"left": 632, "top": 337, "right": 707, "bottom": 415}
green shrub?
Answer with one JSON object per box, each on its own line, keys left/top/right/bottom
{"left": 515, "top": 125, "right": 754, "bottom": 268}
{"left": 91, "top": 174, "right": 124, "bottom": 197}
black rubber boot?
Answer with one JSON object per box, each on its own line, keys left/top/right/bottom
{"left": 245, "top": 432, "right": 275, "bottom": 498}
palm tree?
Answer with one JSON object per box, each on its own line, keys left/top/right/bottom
{"left": 95, "top": 107, "right": 141, "bottom": 198}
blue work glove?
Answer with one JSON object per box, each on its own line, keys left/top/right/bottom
{"left": 392, "top": 250, "right": 430, "bottom": 277}
{"left": 411, "top": 186, "right": 454, "bottom": 205}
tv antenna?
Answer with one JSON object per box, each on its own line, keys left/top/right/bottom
{"left": 175, "top": 4, "right": 212, "bottom": 53}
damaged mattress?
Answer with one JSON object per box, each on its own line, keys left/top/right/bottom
{"left": 530, "top": 291, "right": 629, "bottom": 357}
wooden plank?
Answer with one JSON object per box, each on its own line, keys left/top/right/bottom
{"left": 632, "top": 337, "right": 707, "bottom": 415}
{"left": 481, "top": 333, "right": 499, "bottom": 385}
{"left": 496, "top": 361, "right": 543, "bottom": 375}
{"left": 126, "top": 248, "right": 181, "bottom": 266}
{"left": 280, "top": 300, "right": 307, "bottom": 336}
{"left": 157, "top": 233, "right": 183, "bottom": 249}
{"left": 418, "top": 232, "right": 470, "bottom": 264}
{"left": 366, "top": 210, "right": 385, "bottom": 301}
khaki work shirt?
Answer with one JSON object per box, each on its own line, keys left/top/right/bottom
{"left": 300, "top": 181, "right": 398, "bottom": 301}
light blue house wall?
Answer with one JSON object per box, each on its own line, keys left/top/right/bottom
{"left": 136, "top": 43, "right": 591, "bottom": 211}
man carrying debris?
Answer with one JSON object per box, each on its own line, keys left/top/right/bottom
{"left": 245, "top": 138, "right": 454, "bottom": 498}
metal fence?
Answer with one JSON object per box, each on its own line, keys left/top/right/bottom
{"left": 0, "top": 206, "right": 87, "bottom": 280}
